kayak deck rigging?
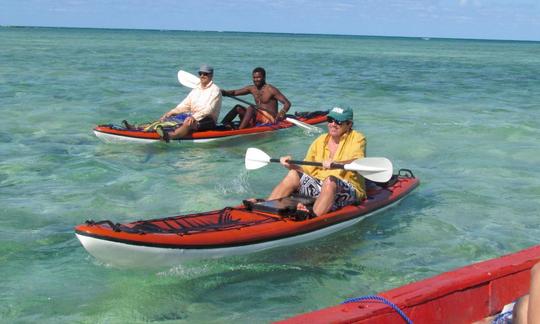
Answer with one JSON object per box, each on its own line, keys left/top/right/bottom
{"left": 82, "top": 170, "right": 415, "bottom": 237}
{"left": 84, "top": 207, "right": 282, "bottom": 236}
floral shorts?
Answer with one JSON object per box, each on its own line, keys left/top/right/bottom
{"left": 296, "top": 172, "right": 358, "bottom": 211}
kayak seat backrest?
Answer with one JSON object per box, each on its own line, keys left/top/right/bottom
{"left": 244, "top": 195, "right": 316, "bottom": 220}
{"left": 364, "top": 169, "right": 416, "bottom": 198}
{"left": 366, "top": 175, "right": 398, "bottom": 189}
{"left": 367, "top": 169, "right": 415, "bottom": 189}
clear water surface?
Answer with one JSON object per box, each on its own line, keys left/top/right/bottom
{"left": 1, "top": 27, "right": 540, "bottom": 323}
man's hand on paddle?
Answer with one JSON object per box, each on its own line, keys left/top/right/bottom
{"left": 277, "top": 109, "right": 287, "bottom": 121}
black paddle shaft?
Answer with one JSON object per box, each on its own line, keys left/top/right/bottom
{"left": 269, "top": 158, "right": 345, "bottom": 170}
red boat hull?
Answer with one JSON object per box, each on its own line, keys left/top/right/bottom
{"left": 280, "top": 244, "right": 540, "bottom": 324}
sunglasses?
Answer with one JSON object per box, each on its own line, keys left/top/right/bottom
{"left": 327, "top": 117, "right": 347, "bottom": 125}
{"left": 198, "top": 72, "right": 212, "bottom": 76}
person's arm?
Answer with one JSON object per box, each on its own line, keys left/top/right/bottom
{"left": 273, "top": 87, "right": 291, "bottom": 120}
{"left": 221, "top": 86, "right": 252, "bottom": 97}
{"left": 161, "top": 91, "right": 193, "bottom": 120}
{"left": 279, "top": 155, "right": 303, "bottom": 172}
{"left": 170, "top": 98, "right": 190, "bottom": 115}
{"left": 191, "top": 86, "right": 222, "bottom": 121}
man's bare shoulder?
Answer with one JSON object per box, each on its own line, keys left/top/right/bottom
{"left": 264, "top": 83, "right": 282, "bottom": 94}
{"left": 243, "top": 84, "right": 257, "bottom": 92}
{"left": 230, "top": 85, "right": 255, "bottom": 95}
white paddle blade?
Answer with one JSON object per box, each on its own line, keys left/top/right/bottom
{"left": 345, "top": 157, "right": 394, "bottom": 183}
{"left": 245, "top": 148, "right": 272, "bottom": 170}
{"left": 285, "top": 117, "right": 322, "bottom": 133}
{"left": 177, "top": 70, "right": 200, "bottom": 89}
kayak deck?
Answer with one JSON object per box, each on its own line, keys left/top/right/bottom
{"left": 75, "top": 171, "right": 419, "bottom": 268}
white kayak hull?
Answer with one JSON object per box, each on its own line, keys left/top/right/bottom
{"left": 76, "top": 199, "right": 403, "bottom": 268}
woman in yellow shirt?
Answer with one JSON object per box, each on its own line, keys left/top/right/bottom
{"left": 267, "top": 106, "right": 366, "bottom": 217}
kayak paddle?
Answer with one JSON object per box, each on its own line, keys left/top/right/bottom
{"left": 245, "top": 147, "right": 393, "bottom": 183}
{"left": 177, "top": 70, "right": 322, "bottom": 132}
{"left": 177, "top": 70, "right": 200, "bottom": 88}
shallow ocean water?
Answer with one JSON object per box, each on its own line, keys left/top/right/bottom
{"left": 1, "top": 27, "right": 540, "bottom": 323}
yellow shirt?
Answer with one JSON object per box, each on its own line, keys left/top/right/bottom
{"left": 171, "top": 81, "right": 222, "bottom": 122}
{"left": 302, "top": 130, "right": 366, "bottom": 199}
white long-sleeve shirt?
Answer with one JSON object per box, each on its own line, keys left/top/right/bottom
{"left": 170, "top": 81, "right": 222, "bottom": 122}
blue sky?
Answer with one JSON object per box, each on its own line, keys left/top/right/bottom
{"left": 1, "top": 0, "right": 539, "bottom": 41}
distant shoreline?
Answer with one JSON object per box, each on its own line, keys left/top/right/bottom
{"left": 1, "top": 25, "right": 538, "bottom": 43}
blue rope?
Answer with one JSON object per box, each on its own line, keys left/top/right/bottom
{"left": 492, "top": 310, "right": 513, "bottom": 324}
{"left": 342, "top": 295, "right": 413, "bottom": 324}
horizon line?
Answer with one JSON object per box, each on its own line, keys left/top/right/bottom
{"left": 1, "top": 24, "right": 539, "bottom": 43}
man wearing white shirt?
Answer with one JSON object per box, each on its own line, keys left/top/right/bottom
{"left": 157, "top": 64, "right": 222, "bottom": 142}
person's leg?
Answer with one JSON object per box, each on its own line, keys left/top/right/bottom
{"left": 268, "top": 170, "right": 301, "bottom": 200}
{"left": 238, "top": 106, "right": 256, "bottom": 129}
{"left": 528, "top": 262, "right": 540, "bottom": 323}
{"left": 157, "top": 117, "right": 197, "bottom": 142}
{"left": 122, "top": 120, "right": 136, "bottom": 130}
{"left": 513, "top": 295, "right": 530, "bottom": 324}
{"left": 312, "top": 177, "right": 338, "bottom": 216}
{"left": 196, "top": 116, "right": 216, "bottom": 131}
{"left": 221, "top": 105, "right": 245, "bottom": 124}
{"left": 512, "top": 262, "right": 540, "bottom": 324}
{"left": 169, "top": 123, "right": 192, "bottom": 139}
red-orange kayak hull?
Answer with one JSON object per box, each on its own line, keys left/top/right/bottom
{"left": 75, "top": 173, "right": 419, "bottom": 268}
{"left": 93, "top": 112, "right": 328, "bottom": 144}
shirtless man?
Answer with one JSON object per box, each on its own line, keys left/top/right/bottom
{"left": 220, "top": 67, "right": 291, "bottom": 129}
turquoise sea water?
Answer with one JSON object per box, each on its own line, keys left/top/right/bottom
{"left": 1, "top": 27, "right": 540, "bottom": 323}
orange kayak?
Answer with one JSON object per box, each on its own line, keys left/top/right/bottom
{"left": 75, "top": 170, "right": 419, "bottom": 268}
{"left": 93, "top": 111, "right": 328, "bottom": 144}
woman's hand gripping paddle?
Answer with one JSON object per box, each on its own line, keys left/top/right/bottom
{"left": 244, "top": 147, "right": 393, "bottom": 183}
